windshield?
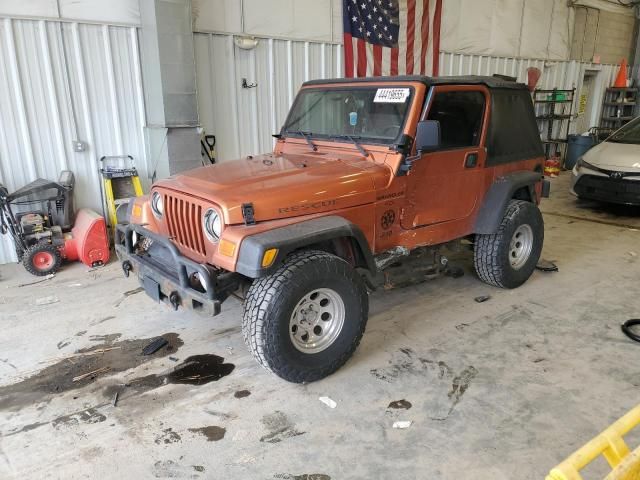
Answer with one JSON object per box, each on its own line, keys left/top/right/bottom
{"left": 282, "top": 86, "right": 414, "bottom": 144}
{"left": 608, "top": 116, "right": 640, "bottom": 145}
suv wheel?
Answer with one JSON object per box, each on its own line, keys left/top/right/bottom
{"left": 474, "top": 200, "right": 543, "bottom": 289}
{"left": 242, "top": 250, "right": 368, "bottom": 383}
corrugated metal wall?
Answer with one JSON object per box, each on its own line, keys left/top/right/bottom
{"left": 0, "top": 18, "right": 146, "bottom": 264}
{"left": 194, "top": 33, "right": 342, "bottom": 161}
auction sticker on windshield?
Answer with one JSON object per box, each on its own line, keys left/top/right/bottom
{"left": 374, "top": 88, "right": 410, "bottom": 103}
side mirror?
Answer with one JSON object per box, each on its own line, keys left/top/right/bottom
{"left": 415, "top": 120, "right": 441, "bottom": 153}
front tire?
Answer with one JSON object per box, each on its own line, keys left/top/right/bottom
{"left": 23, "top": 243, "right": 62, "bottom": 276}
{"left": 242, "top": 250, "right": 368, "bottom": 383}
{"left": 474, "top": 200, "right": 544, "bottom": 289}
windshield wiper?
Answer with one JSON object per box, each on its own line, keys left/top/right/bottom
{"left": 292, "top": 130, "right": 318, "bottom": 152}
{"left": 331, "top": 134, "right": 369, "bottom": 157}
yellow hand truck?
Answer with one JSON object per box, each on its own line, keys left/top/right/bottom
{"left": 547, "top": 404, "right": 640, "bottom": 480}
{"left": 99, "top": 155, "right": 144, "bottom": 227}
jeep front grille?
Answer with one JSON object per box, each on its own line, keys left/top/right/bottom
{"left": 164, "top": 194, "right": 207, "bottom": 256}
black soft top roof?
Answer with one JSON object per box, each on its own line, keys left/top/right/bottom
{"left": 303, "top": 75, "right": 528, "bottom": 90}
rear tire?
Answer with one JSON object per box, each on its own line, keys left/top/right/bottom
{"left": 23, "top": 243, "right": 62, "bottom": 276}
{"left": 474, "top": 200, "right": 543, "bottom": 289}
{"left": 242, "top": 250, "right": 368, "bottom": 383}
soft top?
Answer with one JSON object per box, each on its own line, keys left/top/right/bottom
{"left": 303, "top": 75, "right": 528, "bottom": 91}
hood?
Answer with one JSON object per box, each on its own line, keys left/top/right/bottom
{"left": 584, "top": 141, "right": 640, "bottom": 170}
{"left": 154, "top": 152, "right": 390, "bottom": 224}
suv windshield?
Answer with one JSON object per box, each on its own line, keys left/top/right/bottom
{"left": 282, "top": 87, "right": 414, "bottom": 144}
{"left": 609, "top": 116, "right": 640, "bottom": 145}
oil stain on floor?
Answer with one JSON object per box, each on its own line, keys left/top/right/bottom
{"left": 260, "top": 411, "right": 305, "bottom": 444}
{"left": 0, "top": 333, "right": 183, "bottom": 411}
{"left": 189, "top": 425, "right": 226, "bottom": 441}
{"left": 387, "top": 399, "right": 412, "bottom": 410}
{"left": 155, "top": 427, "right": 181, "bottom": 445}
{"left": 115, "top": 354, "right": 236, "bottom": 395}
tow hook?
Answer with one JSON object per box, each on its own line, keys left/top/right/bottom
{"left": 169, "top": 291, "right": 181, "bottom": 311}
{"left": 122, "top": 261, "right": 132, "bottom": 278}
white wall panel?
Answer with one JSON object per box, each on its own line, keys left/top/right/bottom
{"left": 0, "top": 0, "right": 59, "bottom": 18}
{"left": 192, "top": 0, "right": 242, "bottom": 34}
{"left": 192, "top": 0, "right": 338, "bottom": 43}
{"left": 243, "top": 0, "right": 333, "bottom": 43}
{"left": 0, "top": 19, "right": 146, "bottom": 264}
{"left": 441, "top": 0, "right": 574, "bottom": 60}
{"left": 58, "top": 0, "right": 140, "bottom": 26}
{"left": 0, "top": 0, "right": 140, "bottom": 25}
{"left": 194, "top": 33, "right": 340, "bottom": 161}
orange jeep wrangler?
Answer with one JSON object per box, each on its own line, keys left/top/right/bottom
{"left": 116, "top": 75, "right": 550, "bottom": 383}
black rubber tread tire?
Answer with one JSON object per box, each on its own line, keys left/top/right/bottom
{"left": 473, "top": 200, "right": 544, "bottom": 289}
{"left": 242, "top": 249, "right": 368, "bottom": 383}
{"left": 22, "top": 243, "right": 62, "bottom": 276}
{"left": 621, "top": 319, "right": 640, "bottom": 343}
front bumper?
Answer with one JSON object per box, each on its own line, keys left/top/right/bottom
{"left": 571, "top": 166, "right": 640, "bottom": 206}
{"left": 115, "top": 224, "right": 240, "bottom": 316}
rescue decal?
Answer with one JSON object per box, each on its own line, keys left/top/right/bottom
{"left": 278, "top": 200, "right": 337, "bottom": 214}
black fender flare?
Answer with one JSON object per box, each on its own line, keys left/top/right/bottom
{"left": 235, "top": 215, "right": 376, "bottom": 278}
{"left": 473, "top": 171, "right": 543, "bottom": 235}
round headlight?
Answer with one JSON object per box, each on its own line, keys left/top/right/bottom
{"left": 151, "top": 192, "right": 163, "bottom": 218}
{"left": 203, "top": 209, "right": 222, "bottom": 242}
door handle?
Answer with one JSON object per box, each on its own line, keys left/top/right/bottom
{"left": 464, "top": 152, "right": 478, "bottom": 168}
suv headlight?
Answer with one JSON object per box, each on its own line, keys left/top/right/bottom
{"left": 203, "top": 208, "right": 222, "bottom": 242}
{"left": 151, "top": 192, "right": 163, "bottom": 218}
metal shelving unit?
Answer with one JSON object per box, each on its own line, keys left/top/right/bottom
{"left": 534, "top": 88, "right": 576, "bottom": 159}
{"left": 600, "top": 87, "right": 638, "bottom": 130}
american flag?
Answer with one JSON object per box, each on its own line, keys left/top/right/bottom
{"left": 343, "top": 0, "right": 442, "bottom": 77}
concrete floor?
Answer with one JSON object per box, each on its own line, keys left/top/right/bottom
{"left": 1, "top": 171, "right": 640, "bottom": 479}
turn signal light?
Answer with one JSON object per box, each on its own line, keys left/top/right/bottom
{"left": 262, "top": 248, "right": 278, "bottom": 267}
{"left": 218, "top": 239, "right": 236, "bottom": 257}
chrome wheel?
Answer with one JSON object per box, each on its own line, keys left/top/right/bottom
{"left": 289, "top": 288, "right": 345, "bottom": 354}
{"left": 509, "top": 224, "right": 533, "bottom": 270}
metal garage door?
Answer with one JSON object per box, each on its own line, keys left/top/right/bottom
{"left": 0, "top": 18, "right": 147, "bottom": 264}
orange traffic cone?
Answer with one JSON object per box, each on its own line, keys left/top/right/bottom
{"left": 613, "top": 59, "right": 628, "bottom": 87}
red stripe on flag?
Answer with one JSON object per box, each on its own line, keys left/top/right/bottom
{"left": 420, "top": 0, "right": 430, "bottom": 75}
{"left": 391, "top": 48, "right": 399, "bottom": 76}
{"left": 406, "top": 0, "right": 416, "bottom": 75}
{"left": 373, "top": 45, "right": 383, "bottom": 76}
{"left": 356, "top": 39, "right": 367, "bottom": 77}
{"left": 344, "top": 33, "right": 354, "bottom": 78}
{"left": 432, "top": 0, "right": 443, "bottom": 76}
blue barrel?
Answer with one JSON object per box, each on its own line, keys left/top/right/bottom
{"left": 565, "top": 134, "right": 595, "bottom": 169}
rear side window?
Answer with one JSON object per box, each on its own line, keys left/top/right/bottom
{"left": 427, "top": 91, "right": 485, "bottom": 149}
{"left": 486, "top": 89, "right": 544, "bottom": 165}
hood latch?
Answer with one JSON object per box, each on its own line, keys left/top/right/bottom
{"left": 242, "top": 203, "right": 256, "bottom": 225}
